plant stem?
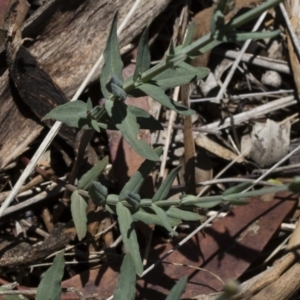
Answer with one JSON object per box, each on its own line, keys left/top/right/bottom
{"left": 122, "top": 0, "right": 282, "bottom": 92}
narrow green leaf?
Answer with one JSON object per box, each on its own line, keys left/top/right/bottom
{"left": 90, "top": 105, "right": 106, "bottom": 120}
{"left": 36, "top": 253, "right": 65, "bottom": 300}
{"left": 211, "top": 10, "right": 225, "bottom": 33}
{"left": 111, "top": 74, "right": 123, "bottom": 87}
{"left": 127, "top": 105, "right": 153, "bottom": 118}
{"left": 0, "top": 287, "right": 29, "bottom": 300}
{"left": 110, "top": 83, "right": 127, "bottom": 99}
{"left": 165, "top": 277, "right": 187, "bottom": 300}
{"left": 105, "top": 99, "right": 159, "bottom": 161}
{"left": 113, "top": 253, "right": 136, "bottom": 300}
{"left": 235, "top": 29, "right": 281, "bottom": 41}
{"left": 180, "top": 195, "right": 222, "bottom": 208}
{"left": 222, "top": 191, "right": 250, "bottom": 203}
{"left": 133, "top": 25, "right": 151, "bottom": 80}
{"left": 137, "top": 83, "right": 195, "bottom": 116}
{"left": 77, "top": 111, "right": 88, "bottom": 118}
{"left": 100, "top": 12, "right": 124, "bottom": 99}
{"left": 89, "top": 181, "right": 108, "bottom": 205}
{"left": 105, "top": 204, "right": 116, "bottom": 215}
{"left": 100, "top": 105, "right": 163, "bottom": 131}
{"left": 222, "top": 182, "right": 252, "bottom": 197}
{"left": 42, "top": 100, "right": 88, "bottom": 128}
{"left": 78, "top": 156, "right": 109, "bottom": 190}
{"left": 91, "top": 119, "right": 101, "bottom": 132}
{"left": 106, "top": 194, "right": 120, "bottom": 205}
{"left": 214, "top": 28, "right": 281, "bottom": 42}
{"left": 289, "top": 177, "right": 300, "bottom": 193}
{"left": 151, "top": 203, "right": 177, "bottom": 235}
{"left": 152, "top": 62, "right": 209, "bottom": 91}
{"left": 119, "top": 147, "right": 162, "bottom": 200}
{"left": 71, "top": 191, "right": 87, "bottom": 241}
{"left": 166, "top": 52, "right": 187, "bottom": 68}
{"left": 182, "top": 22, "right": 196, "bottom": 48}
{"left": 166, "top": 207, "right": 200, "bottom": 221}
{"left": 152, "top": 166, "right": 181, "bottom": 202}
{"left": 128, "top": 105, "right": 163, "bottom": 130}
{"left": 124, "top": 191, "right": 140, "bottom": 210}
{"left": 169, "top": 41, "right": 176, "bottom": 56}
{"left": 140, "top": 199, "right": 153, "bottom": 207}
{"left": 132, "top": 208, "right": 181, "bottom": 227}
{"left": 223, "top": 185, "right": 287, "bottom": 202}
{"left": 215, "top": 0, "right": 235, "bottom": 15}
{"left": 223, "top": 197, "right": 250, "bottom": 205}
{"left": 119, "top": 147, "right": 163, "bottom": 200}
{"left": 116, "top": 202, "right": 143, "bottom": 276}
{"left": 87, "top": 98, "right": 93, "bottom": 111}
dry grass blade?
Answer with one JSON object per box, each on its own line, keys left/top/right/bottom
{"left": 213, "top": 48, "right": 290, "bottom": 74}
{"left": 200, "top": 96, "right": 296, "bottom": 131}
{"left": 215, "top": 10, "right": 268, "bottom": 103}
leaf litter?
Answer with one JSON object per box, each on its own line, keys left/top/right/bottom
{"left": 1, "top": 0, "right": 300, "bottom": 300}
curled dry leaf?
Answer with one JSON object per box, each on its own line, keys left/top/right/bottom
{"left": 241, "top": 119, "right": 290, "bottom": 167}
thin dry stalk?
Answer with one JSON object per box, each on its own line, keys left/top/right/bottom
{"left": 215, "top": 10, "right": 268, "bottom": 103}
{"left": 213, "top": 48, "right": 290, "bottom": 74}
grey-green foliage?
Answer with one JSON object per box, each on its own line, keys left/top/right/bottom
{"left": 215, "top": 279, "right": 240, "bottom": 300}
{"left": 71, "top": 190, "right": 88, "bottom": 241}
{"left": 36, "top": 253, "right": 65, "bottom": 300}
{"left": 113, "top": 258, "right": 188, "bottom": 300}
{"left": 65, "top": 142, "right": 290, "bottom": 275}
{"left": 43, "top": 0, "right": 281, "bottom": 161}
{"left": 100, "top": 12, "right": 124, "bottom": 100}
{"left": 78, "top": 156, "right": 109, "bottom": 190}
{"left": 165, "top": 277, "right": 188, "bottom": 300}
{"left": 288, "top": 176, "right": 300, "bottom": 193}
{"left": 40, "top": 0, "right": 286, "bottom": 293}
{"left": 113, "top": 253, "right": 137, "bottom": 300}
{"left": 0, "top": 287, "right": 29, "bottom": 300}
{"left": 116, "top": 202, "right": 143, "bottom": 276}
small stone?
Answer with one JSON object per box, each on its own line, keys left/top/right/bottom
{"left": 261, "top": 70, "right": 282, "bottom": 88}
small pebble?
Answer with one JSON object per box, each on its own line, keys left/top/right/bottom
{"left": 261, "top": 70, "right": 282, "bottom": 88}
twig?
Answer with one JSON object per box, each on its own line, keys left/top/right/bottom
{"left": 170, "top": 177, "right": 280, "bottom": 191}
{"left": 46, "top": 221, "right": 117, "bottom": 259}
{"left": 20, "top": 219, "right": 50, "bottom": 238}
{"left": 253, "top": 162, "right": 300, "bottom": 174}
{"left": 215, "top": 10, "right": 268, "bottom": 103}
{"left": 1, "top": 183, "right": 65, "bottom": 217}
{"left": 200, "top": 96, "right": 296, "bottom": 131}
{"left": 213, "top": 48, "right": 290, "bottom": 74}
{"left": 189, "top": 89, "right": 294, "bottom": 103}
{"left": 176, "top": 96, "right": 296, "bottom": 139}
{"left": 0, "top": 287, "right": 85, "bottom": 300}
{"left": 196, "top": 148, "right": 249, "bottom": 197}
{"left": 243, "top": 144, "right": 300, "bottom": 193}
{"left": 279, "top": 3, "right": 300, "bottom": 61}
{"left": 159, "top": 86, "right": 180, "bottom": 178}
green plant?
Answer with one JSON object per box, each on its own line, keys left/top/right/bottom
{"left": 39, "top": 0, "right": 291, "bottom": 298}
{"left": 43, "top": 0, "right": 281, "bottom": 161}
